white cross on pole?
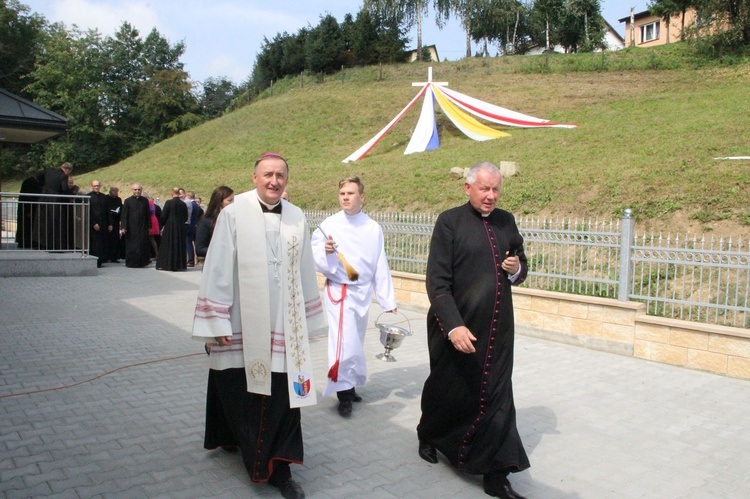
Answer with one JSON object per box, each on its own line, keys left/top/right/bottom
{"left": 412, "top": 67, "right": 448, "bottom": 88}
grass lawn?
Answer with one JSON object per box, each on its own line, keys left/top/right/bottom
{"left": 9, "top": 44, "right": 750, "bottom": 236}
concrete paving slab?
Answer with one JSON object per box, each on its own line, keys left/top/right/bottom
{"left": 1, "top": 263, "right": 750, "bottom": 498}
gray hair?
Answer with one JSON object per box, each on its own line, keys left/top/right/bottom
{"left": 465, "top": 162, "right": 502, "bottom": 185}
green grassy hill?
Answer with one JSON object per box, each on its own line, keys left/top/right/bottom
{"left": 58, "top": 45, "right": 750, "bottom": 235}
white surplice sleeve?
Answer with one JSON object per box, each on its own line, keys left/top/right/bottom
{"left": 372, "top": 225, "right": 397, "bottom": 311}
{"left": 192, "top": 204, "right": 237, "bottom": 340}
{"left": 311, "top": 220, "right": 343, "bottom": 281}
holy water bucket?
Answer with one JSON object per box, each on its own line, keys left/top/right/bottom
{"left": 374, "top": 311, "right": 412, "bottom": 362}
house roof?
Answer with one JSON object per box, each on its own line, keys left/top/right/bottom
{"left": 603, "top": 19, "right": 625, "bottom": 44}
{"left": 618, "top": 10, "right": 654, "bottom": 24}
{"left": 0, "top": 88, "right": 69, "bottom": 144}
{"left": 406, "top": 44, "right": 440, "bottom": 62}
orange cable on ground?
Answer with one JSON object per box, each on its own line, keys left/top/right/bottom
{"left": 0, "top": 352, "right": 203, "bottom": 399}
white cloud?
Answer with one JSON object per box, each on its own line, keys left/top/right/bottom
{"left": 46, "top": 0, "right": 161, "bottom": 36}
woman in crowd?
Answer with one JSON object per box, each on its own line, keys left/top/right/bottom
{"left": 145, "top": 193, "right": 161, "bottom": 259}
{"left": 195, "top": 185, "right": 234, "bottom": 258}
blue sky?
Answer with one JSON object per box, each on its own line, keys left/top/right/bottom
{"left": 23, "top": 0, "right": 649, "bottom": 85}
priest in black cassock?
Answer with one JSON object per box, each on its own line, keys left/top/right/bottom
{"left": 121, "top": 183, "right": 152, "bottom": 268}
{"left": 88, "top": 180, "right": 112, "bottom": 268}
{"left": 155, "top": 187, "right": 188, "bottom": 271}
{"left": 417, "top": 162, "right": 529, "bottom": 499}
{"left": 106, "top": 187, "right": 123, "bottom": 262}
{"left": 15, "top": 175, "right": 42, "bottom": 249}
{"left": 38, "top": 161, "right": 74, "bottom": 250}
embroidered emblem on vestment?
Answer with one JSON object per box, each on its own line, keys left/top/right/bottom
{"left": 248, "top": 359, "right": 269, "bottom": 381}
{"left": 293, "top": 372, "right": 312, "bottom": 397}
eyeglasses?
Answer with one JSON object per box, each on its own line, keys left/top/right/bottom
{"left": 92, "top": 184, "right": 101, "bottom": 187}
{"left": 133, "top": 189, "right": 142, "bottom": 192}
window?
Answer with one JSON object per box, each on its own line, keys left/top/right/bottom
{"left": 640, "top": 21, "right": 661, "bottom": 43}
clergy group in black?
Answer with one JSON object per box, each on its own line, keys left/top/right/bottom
{"left": 95, "top": 183, "right": 208, "bottom": 271}
{"left": 14, "top": 171, "right": 211, "bottom": 272}
{"left": 15, "top": 161, "right": 91, "bottom": 251}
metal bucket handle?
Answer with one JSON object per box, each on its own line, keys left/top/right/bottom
{"left": 374, "top": 310, "right": 412, "bottom": 335}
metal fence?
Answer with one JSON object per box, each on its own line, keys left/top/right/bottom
{"left": 2, "top": 195, "right": 747, "bottom": 328}
{"left": 1, "top": 192, "right": 90, "bottom": 256}
{"left": 306, "top": 210, "right": 435, "bottom": 275}
{"left": 306, "top": 209, "right": 749, "bottom": 329}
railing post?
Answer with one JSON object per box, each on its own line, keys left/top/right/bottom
{"left": 618, "top": 208, "right": 634, "bottom": 301}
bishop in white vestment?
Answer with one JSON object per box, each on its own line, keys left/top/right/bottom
{"left": 192, "top": 154, "right": 325, "bottom": 497}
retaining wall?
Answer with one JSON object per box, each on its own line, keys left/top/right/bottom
{"left": 381, "top": 271, "right": 750, "bottom": 381}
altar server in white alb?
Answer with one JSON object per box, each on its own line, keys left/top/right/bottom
{"left": 193, "top": 153, "right": 326, "bottom": 499}
{"left": 312, "top": 176, "right": 397, "bottom": 417}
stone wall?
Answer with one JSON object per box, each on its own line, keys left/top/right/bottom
{"left": 374, "top": 271, "right": 750, "bottom": 381}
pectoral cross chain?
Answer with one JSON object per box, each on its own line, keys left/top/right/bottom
{"left": 269, "top": 257, "right": 281, "bottom": 281}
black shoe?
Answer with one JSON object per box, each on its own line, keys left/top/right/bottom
{"left": 219, "top": 445, "right": 239, "bottom": 454}
{"left": 483, "top": 483, "right": 525, "bottom": 498}
{"left": 270, "top": 477, "right": 305, "bottom": 499}
{"left": 418, "top": 440, "right": 438, "bottom": 463}
{"left": 337, "top": 387, "right": 362, "bottom": 403}
{"left": 338, "top": 400, "right": 352, "bottom": 417}
{"left": 483, "top": 474, "right": 525, "bottom": 499}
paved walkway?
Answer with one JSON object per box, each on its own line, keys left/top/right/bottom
{"left": 2, "top": 263, "right": 749, "bottom": 498}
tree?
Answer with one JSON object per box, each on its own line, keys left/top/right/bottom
{"left": 365, "top": 0, "right": 453, "bottom": 60}
{"left": 349, "top": 7, "right": 409, "bottom": 64}
{"left": 0, "top": 0, "right": 46, "bottom": 96}
{"left": 280, "top": 28, "right": 309, "bottom": 76}
{"left": 305, "top": 14, "right": 346, "bottom": 74}
{"left": 463, "top": 0, "right": 529, "bottom": 56}
{"left": 100, "top": 22, "right": 145, "bottom": 156}
{"left": 260, "top": 34, "right": 287, "bottom": 82}
{"left": 98, "top": 23, "right": 196, "bottom": 157}
{"left": 649, "top": 0, "right": 693, "bottom": 41}
{"left": 24, "top": 24, "right": 110, "bottom": 169}
{"left": 200, "top": 77, "right": 238, "bottom": 120}
{"left": 558, "top": 0, "right": 605, "bottom": 52}
{"left": 693, "top": 0, "right": 750, "bottom": 47}
{"left": 530, "top": 0, "right": 566, "bottom": 51}
{"left": 374, "top": 9, "right": 411, "bottom": 62}
{"left": 350, "top": 8, "right": 380, "bottom": 64}
{"left": 136, "top": 29, "right": 198, "bottom": 145}
{"left": 452, "top": 0, "right": 482, "bottom": 57}
{"left": 136, "top": 67, "right": 200, "bottom": 143}
{"left": 24, "top": 20, "right": 198, "bottom": 170}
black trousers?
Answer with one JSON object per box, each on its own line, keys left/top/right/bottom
{"left": 204, "top": 369, "right": 303, "bottom": 483}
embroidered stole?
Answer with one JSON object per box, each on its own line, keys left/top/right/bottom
{"left": 235, "top": 191, "right": 318, "bottom": 408}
